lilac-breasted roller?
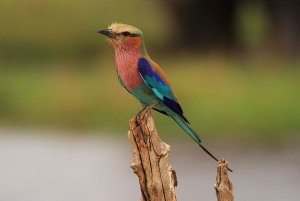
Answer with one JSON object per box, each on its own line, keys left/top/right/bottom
{"left": 98, "top": 23, "right": 229, "bottom": 168}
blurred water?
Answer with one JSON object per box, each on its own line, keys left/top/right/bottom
{"left": 0, "top": 128, "right": 299, "bottom": 201}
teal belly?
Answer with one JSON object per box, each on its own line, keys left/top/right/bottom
{"left": 130, "top": 84, "right": 173, "bottom": 115}
{"left": 130, "top": 85, "right": 158, "bottom": 106}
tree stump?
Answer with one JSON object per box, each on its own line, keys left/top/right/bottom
{"left": 215, "top": 159, "right": 234, "bottom": 201}
{"left": 128, "top": 107, "right": 177, "bottom": 201}
{"left": 127, "top": 107, "right": 233, "bottom": 201}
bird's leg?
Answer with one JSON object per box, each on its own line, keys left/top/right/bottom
{"left": 137, "top": 106, "right": 146, "bottom": 115}
{"left": 147, "top": 102, "right": 158, "bottom": 110}
{"left": 137, "top": 102, "right": 158, "bottom": 119}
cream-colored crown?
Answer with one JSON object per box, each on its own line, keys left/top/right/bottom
{"left": 108, "top": 23, "right": 142, "bottom": 35}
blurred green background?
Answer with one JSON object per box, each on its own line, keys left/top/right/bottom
{"left": 0, "top": 0, "right": 299, "bottom": 144}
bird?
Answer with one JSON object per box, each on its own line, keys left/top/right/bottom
{"left": 98, "top": 23, "right": 232, "bottom": 171}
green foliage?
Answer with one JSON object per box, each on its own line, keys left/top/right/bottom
{"left": 0, "top": 0, "right": 299, "bottom": 144}
{"left": 0, "top": 0, "right": 170, "bottom": 60}
{"left": 237, "top": 1, "right": 270, "bottom": 49}
{"left": 0, "top": 57, "right": 299, "bottom": 143}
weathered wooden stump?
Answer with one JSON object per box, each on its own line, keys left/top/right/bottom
{"left": 127, "top": 107, "right": 233, "bottom": 201}
{"left": 128, "top": 107, "right": 177, "bottom": 201}
{"left": 215, "top": 159, "right": 234, "bottom": 201}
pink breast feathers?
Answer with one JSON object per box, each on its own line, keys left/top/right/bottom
{"left": 114, "top": 36, "right": 145, "bottom": 90}
{"left": 116, "top": 53, "right": 144, "bottom": 90}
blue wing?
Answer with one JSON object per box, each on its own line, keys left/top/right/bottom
{"left": 137, "top": 57, "right": 189, "bottom": 122}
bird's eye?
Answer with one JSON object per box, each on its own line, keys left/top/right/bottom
{"left": 121, "top": 31, "right": 134, "bottom": 37}
{"left": 121, "top": 31, "right": 131, "bottom": 36}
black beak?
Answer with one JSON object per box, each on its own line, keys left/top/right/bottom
{"left": 97, "top": 29, "right": 116, "bottom": 39}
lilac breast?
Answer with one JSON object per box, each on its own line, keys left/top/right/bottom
{"left": 116, "top": 54, "right": 144, "bottom": 90}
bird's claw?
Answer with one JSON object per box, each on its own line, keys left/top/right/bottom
{"left": 147, "top": 102, "right": 158, "bottom": 110}
{"left": 136, "top": 102, "right": 158, "bottom": 119}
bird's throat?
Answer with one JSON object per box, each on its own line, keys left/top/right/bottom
{"left": 115, "top": 47, "right": 144, "bottom": 90}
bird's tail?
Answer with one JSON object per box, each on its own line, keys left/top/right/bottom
{"left": 171, "top": 114, "right": 233, "bottom": 172}
{"left": 170, "top": 115, "right": 220, "bottom": 163}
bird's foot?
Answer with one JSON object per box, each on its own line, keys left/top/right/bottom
{"left": 136, "top": 102, "right": 158, "bottom": 120}
{"left": 147, "top": 102, "right": 158, "bottom": 110}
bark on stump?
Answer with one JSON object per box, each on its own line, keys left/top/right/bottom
{"left": 128, "top": 108, "right": 177, "bottom": 201}
{"left": 215, "top": 159, "right": 234, "bottom": 201}
{"left": 128, "top": 107, "right": 233, "bottom": 201}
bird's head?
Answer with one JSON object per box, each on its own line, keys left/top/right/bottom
{"left": 98, "top": 23, "right": 145, "bottom": 52}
